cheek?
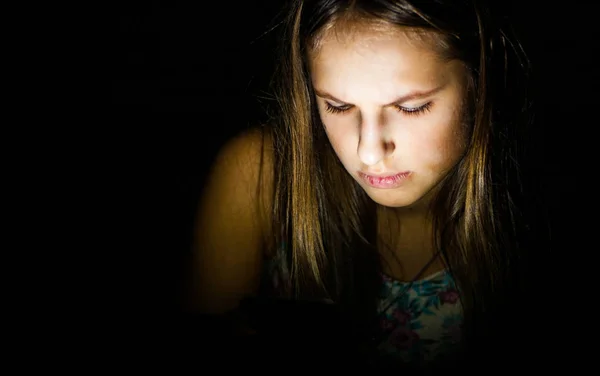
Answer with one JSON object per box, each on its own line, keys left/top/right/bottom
{"left": 325, "top": 126, "right": 354, "bottom": 159}
{"left": 321, "top": 115, "right": 356, "bottom": 155}
{"left": 412, "top": 119, "right": 467, "bottom": 171}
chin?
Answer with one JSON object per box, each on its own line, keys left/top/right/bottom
{"left": 363, "top": 189, "right": 421, "bottom": 209}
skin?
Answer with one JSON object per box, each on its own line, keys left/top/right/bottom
{"left": 309, "top": 21, "right": 471, "bottom": 278}
{"left": 310, "top": 22, "right": 469, "bottom": 213}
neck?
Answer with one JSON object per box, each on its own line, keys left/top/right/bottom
{"left": 376, "top": 206, "right": 443, "bottom": 281}
{"left": 377, "top": 206, "right": 433, "bottom": 248}
{"left": 378, "top": 199, "right": 432, "bottom": 229}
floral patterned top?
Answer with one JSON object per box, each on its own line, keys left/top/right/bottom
{"left": 261, "top": 246, "right": 464, "bottom": 368}
{"left": 377, "top": 270, "right": 463, "bottom": 366}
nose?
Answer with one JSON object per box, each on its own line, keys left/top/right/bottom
{"left": 357, "top": 121, "right": 394, "bottom": 166}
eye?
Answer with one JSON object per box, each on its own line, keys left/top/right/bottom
{"left": 394, "top": 102, "right": 433, "bottom": 116}
{"left": 324, "top": 102, "right": 352, "bottom": 114}
{"left": 323, "top": 101, "right": 433, "bottom": 116}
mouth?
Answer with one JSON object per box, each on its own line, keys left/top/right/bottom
{"left": 358, "top": 171, "right": 411, "bottom": 189}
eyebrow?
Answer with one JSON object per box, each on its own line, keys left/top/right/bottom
{"left": 313, "top": 85, "right": 445, "bottom": 106}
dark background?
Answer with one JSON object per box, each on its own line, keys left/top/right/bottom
{"left": 112, "top": 1, "right": 598, "bottom": 314}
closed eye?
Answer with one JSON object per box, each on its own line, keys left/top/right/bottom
{"left": 324, "top": 102, "right": 352, "bottom": 114}
{"left": 394, "top": 102, "right": 433, "bottom": 116}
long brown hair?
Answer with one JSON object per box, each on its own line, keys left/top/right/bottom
{"left": 264, "top": 0, "right": 533, "bottom": 348}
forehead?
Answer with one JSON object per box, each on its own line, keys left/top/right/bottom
{"left": 311, "top": 18, "right": 441, "bottom": 51}
{"left": 308, "top": 22, "right": 456, "bottom": 100}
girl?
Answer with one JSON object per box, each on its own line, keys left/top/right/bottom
{"left": 191, "top": 0, "right": 538, "bottom": 370}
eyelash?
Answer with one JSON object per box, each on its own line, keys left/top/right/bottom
{"left": 324, "top": 102, "right": 433, "bottom": 116}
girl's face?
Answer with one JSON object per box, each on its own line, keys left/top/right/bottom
{"left": 309, "top": 22, "right": 470, "bottom": 210}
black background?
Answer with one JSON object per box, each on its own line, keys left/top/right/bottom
{"left": 112, "top": 1, "right": 599, "bottom": 315}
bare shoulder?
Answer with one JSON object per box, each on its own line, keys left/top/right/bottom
{"left": 213, "top": 126, "right": 274, "bottom": 190}
{"left": 206, "top": 127, "right": 275, "bottom": 223}
{"left": 189, "top": 126, "right": 275, "bottom": 314}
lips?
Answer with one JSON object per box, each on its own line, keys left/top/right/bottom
{"left": 358, "top": 171, "right": 411, "bottom": 189}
